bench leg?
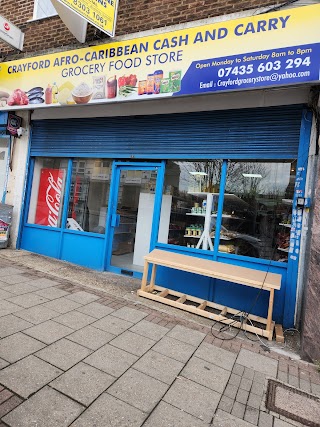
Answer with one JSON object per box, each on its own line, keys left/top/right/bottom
{"left": 150, "top": 264, "right": 157, "bottom": 292}
{"left": 266, "top": 288, "right": 275, "bottom": 340}
{"left": 141, "top": 261, "right": 149, "bottom": 292}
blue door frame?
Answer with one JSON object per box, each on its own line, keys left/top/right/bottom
{"left": 104, "top": 161, "right": 165, "bottom": 278}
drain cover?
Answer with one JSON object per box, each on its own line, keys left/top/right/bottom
{"left": 266, "top": 379, "right": 320, "bottom": 427}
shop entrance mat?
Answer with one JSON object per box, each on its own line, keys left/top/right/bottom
{"left": 266, "top": 379, "right": 320, "bottom": 427}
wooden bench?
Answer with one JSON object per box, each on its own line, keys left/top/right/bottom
{"left": 137, "top": 249, "right": 282, "bottom": 340}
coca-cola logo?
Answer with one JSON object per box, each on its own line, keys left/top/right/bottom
{"left": 46, "top": 172, "right": 62, "bottom": 227}
{"left": 4, "top": 22, "right": 10, "bottom": 31}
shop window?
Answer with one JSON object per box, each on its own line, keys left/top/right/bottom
{"left": 158, "top": 160, "right": 222, "bottom": 248}
{"left": 33, "top": 0, "right": 57, "bottom": 20}
{"left": 27, "top": 158, "right": 68, "bottom": 227}
{"left": 66, "top": 158, "right": 111, "bottom": 234}
{"left": 159, "top": 160, "right": 296, "bottom": 262}
{"left": 221, "top": 161, "right": 296, "bottom": 261}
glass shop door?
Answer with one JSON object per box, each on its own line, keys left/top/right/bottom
{"left": 107, "top": 164, "right": 162, "bottom": 277}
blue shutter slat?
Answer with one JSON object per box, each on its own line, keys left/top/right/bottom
{"left": 30, "top": 105, "right": 303, "bottom": 159}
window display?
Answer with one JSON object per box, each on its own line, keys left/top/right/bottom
{"left": 222, "top": 161, "right": 296, "bottom": 261}
{"left": 159, "top": 160, "right": 296, "bottom": 262}
{"left": 66, "top": 159, "right": 111, "bottom": 233}
{"left": 27, "top": 158, "right": 67, "bottom": 228}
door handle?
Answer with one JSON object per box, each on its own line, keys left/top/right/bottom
{"left": 111, "top": 214, "right": 120, "bottom": 227}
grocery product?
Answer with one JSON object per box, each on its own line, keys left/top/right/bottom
{"left": 45, "top": 84, "right": 52, "bottom": 104}
{"left": 138, "top": 80, "right": 147, "bottom": 95}
{"left": 160, "top": 78, "right": 170, "bottom": 93}
{"left": 118, "top": 74, "right": 137, "bottom": 97}
{"left": 107, "top": 76, "right": 117, "bottom": 98}
{"left": 169, "top": 71, "right": 182, "bottom": 92}
{"left": 52, "top": 82, "right": 58, "bottom": 103}
{"left": 73, "top": 82, "right": 92, "bottom": 97}
{"left": 153, "top": 70, "right": 163, "bottom": 94}
{"left": 146, "top": 74, "right": 154, "bottom": 95}
{"left": 58, "top": 88, "right": 72, "bottom": 104}
{"left": 92, "top": 75, "right": 106, "bottom": 99}
{"left": 7, "top": 89, "right": 29, "bottom": 106}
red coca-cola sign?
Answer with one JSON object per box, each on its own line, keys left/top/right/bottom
{"left": 35, "top": 168, "right": 65, "bottom": 227}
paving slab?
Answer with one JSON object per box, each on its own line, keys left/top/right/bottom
{"left": 152, "top": 336, "right": 196, "bottom": 363}
{"left": 212, "top": 409, "right": 256, "bottom": 426}
{"left": 167, "top": 324, "right": 206, "bottom": 346}
{"left": 194, "top": 342, "right": 237, "bottom": 371}
{"left": 236, "top": 349, "right": 278, "bottom": 377}
{"left": 2, "top": 282, "right": 39, "bottom": 295}
{"left": 109, "top": 330, "right": 156, "bottom": 357}
{"left": 93, "top": 315, "right": 134, "bottom": 335}
{"left": 84, "top": 343, "right": 138, "bottom": 377}
{"left": 163, "top": 376, "right": 220, "bottom": 422}
{"left": 70, "top": 392, "right": 147, "bottom": 427}
{"left": 76, "top": 301, "right": 115, "bottom": 319}
{"left": 0, "top": 289, "right": 14, "bottom": 300}
{"left": 36, "top": 338, "right": 92, "bottom": 370}
{"left": 273, "top": 419, "right": 299, "bottom": 427}
{"left": 0, "top": 274, "right": 33, "bottom": 285}
{"left": 67, "top": 325, "right": 115, "bottom": 350}
{"left": 3, "top": 386, "right": 84, "bottom": 427}
{"left": 50, "top": 362, "right": 115, "bottom": 406}
{"left": 143, "top": 401, "right": 210, "bottom": 426}
{"left": 0, "top": 300, "right": 22, "bottom": 317}
{"left": 66, "top": 291, "right": 100, "bottom": 305}
{"left": 34, "top": 287, "right": 70, "bottom": 300}
{"left": 7, "top": 293, "right": 49, "bottom": 308}
{"left": 27, "top": 277, "right": 61, "bottom": 289}
{"left": 0, "top": 315, "right": 33, "bottom": 338}
{"left": 0, "top": 267, "right": 27, "bottom": 276}
{"left": 42, "top": 297, "right": 82, "bottom": 314}
{"left": 53, "top": 310, "right": 96, "bottom": 330}
{"left": 111, "top": 306, "right": 148, "bottom": 324}
{"left": 0, "top": 358, "right": 9, "bottom": 369}
{"left": 0, "top": 332, "right": 45, "bottom": 363}
{"left": 129, "top": 319, "right": 169, "bottom": 341}
{"left": 133, "top": 349, "right": 184, "bottom": 385}
{"left": 0, "top": 355, "right": 62, "bottom": 398}
{"left": 14, "top": 305, "right": 59, "bottom": 324}
{"left": 181, "top": 356, "right": 231, "bottom": 394}
{"left": 23, "top": 320, "right": 74, "bottom": 344}
{"left": 108, "top": 368, "right": 169, "bottom": 412}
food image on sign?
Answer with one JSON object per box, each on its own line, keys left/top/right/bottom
{"left": 0, "top": 4, "right": 319, "bottom": 111}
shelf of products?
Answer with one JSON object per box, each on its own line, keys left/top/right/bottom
{"left": 276, "top": 199, "right": 293, "bottom": 260}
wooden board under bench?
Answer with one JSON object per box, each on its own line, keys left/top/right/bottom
{"left": 137, "top": 249, "right": 282, "bottom": 341}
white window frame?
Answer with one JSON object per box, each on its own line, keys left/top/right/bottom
{"left": 33, "top": 0, "right": 58, "bottom": 20}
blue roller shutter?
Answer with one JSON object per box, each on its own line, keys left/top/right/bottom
{"left": 30, "top": 105, "right": 304, "bottom": 159}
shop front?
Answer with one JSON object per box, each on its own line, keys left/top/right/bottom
{"left": 18, "top": 104, "right": 311, "bottom": 327}
{"left": 1, "top": 4, "right": 319, "bottom": 328}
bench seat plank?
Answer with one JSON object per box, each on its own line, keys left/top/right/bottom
{"left": 145, "top": 249, "right": 281, "bottom": 291}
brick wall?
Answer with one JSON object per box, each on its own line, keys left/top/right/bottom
{"left": 0, "top": 0, "right": 281, "bottom": 58}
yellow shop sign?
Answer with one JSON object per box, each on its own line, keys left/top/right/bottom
{"left": 55, "top": 0, "right": 119, "bottom": 37}
{"left": 0, "top": 4, "right": 319, "bottom": 111}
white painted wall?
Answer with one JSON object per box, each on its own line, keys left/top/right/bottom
{"left": 4, "top": 111, "right": 30, "bottom": 248}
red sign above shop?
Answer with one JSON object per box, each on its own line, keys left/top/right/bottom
{"left": 35, "top": 168, "right": 65, "bottom": 227}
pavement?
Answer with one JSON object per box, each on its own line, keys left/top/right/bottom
{"left": 0, "top": 249, "right": 319, "bottom": 427}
